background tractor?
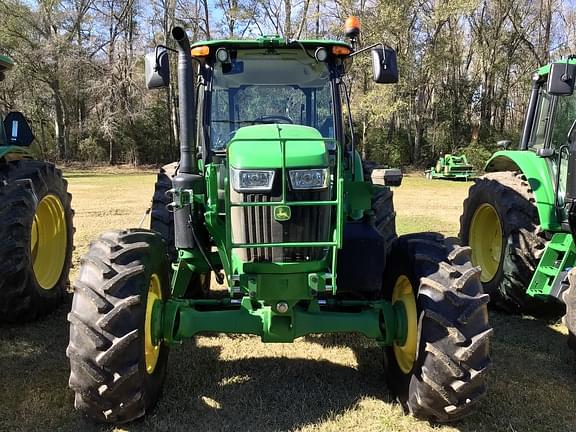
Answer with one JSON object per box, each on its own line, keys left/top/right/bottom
{"left": 67, "top": 21, "right": 491, "bottom": 424}
{"left": 425, "top": 153, "right": 475, "bottom": 180}
{"left": 459, "top": 59, "right": 576, "bottom": 343}
{"left": 0, "top": 54, "right": 74, "bottom": 322}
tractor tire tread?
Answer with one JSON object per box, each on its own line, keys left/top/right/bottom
{"left": 0, "top": 160, "right": 74, "bottom": 322}
{"left": 67, "top": 229, "right": 169, "bottom": 424}
{"left": 459, "top": 170, "right": 546, "bottom": 312}
{"left": 384, "top": 234, "right": 491, "bottom": 423}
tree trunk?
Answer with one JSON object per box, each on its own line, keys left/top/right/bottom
{"left": 51, "top": 82, "right": 66, "bottom": 160}
{"left": 164, "top": 0, "right": 179, "bottom": 159}
{"left": 284, "top": 0, "right": 292, "bottom": 38}
{"left": 315, "top": 0, "right": 320, "bottom": 38}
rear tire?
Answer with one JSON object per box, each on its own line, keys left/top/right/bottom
{"left": 150, "top": 162, "right": 210, "bottom": 297}
{"left": 459, "top": 171, "right": 547, "bottom": 312}
{"left": 0, "top": 160, "right": 74, "bottom": 322}
{"left": 151, "top": 162, "right": 177, "bottom": 259}
{"left": 67, "top": 229, "right": 170, "bottom": 424}
{"left": 371, "top": 185, "right": 397, "bottom": 252}
{"left": 383, "top": 233, "right": 492, "bottom": 422}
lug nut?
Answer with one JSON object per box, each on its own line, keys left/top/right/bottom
{"left": 276, "top": 302, "right": 289, "bottom": 314}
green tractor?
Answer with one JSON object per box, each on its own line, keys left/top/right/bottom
{"left": 459, "top": 59, "right": 576, "bottom": 335}
{"left": 0, "top": 54, "right": 74, "bottom": 322}
{"left": 67, "top": 23, "right": 491, "bottom": 424}
{"left": 426, "top": 154, "right": 474, "bottom": 180}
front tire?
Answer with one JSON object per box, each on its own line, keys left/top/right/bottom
{"left": 67, "top": 229, "right": 170, "bottom": 423}
{"left": 0, "top": 160, "right": 74, "bottom": 322}
{"left": 383, "top": 233, "right": 492, "bottom": 422}
{"left": 459, "top": 171, "right": 547, "bottom": 311}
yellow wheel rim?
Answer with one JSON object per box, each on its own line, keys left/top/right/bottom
{"left": 144, "top": 274, "right": 162, "bottom": 374}
{"left": 469, "top": 203, "right": 503, "bottom": 283}
{"left": 32, "top": 194, "right": 67, "bottom": 290}
{"left": 392, "top": 275, "right": 418, "bottom": 374}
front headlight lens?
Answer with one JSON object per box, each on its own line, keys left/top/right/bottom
{"left": 231, "top": 168, "right": 275, "bottom": 192}
{"left": 289, "top": 168, "right": 329, "bottom": 190}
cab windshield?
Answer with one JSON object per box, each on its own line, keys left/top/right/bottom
{"left": 209, "top": 48, "right": 334, "bottom": 150}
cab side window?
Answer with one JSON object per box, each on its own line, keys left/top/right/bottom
{"left": 550, "top": 93, "right": 576, "bottom": 149}
{"left": 528, "top": 88, "right": 552, "bottom": 150}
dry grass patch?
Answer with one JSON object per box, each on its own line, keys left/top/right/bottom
{"left": 1, "top": 171, "right": 575, "bottom": 432}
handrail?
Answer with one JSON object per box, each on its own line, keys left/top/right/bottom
{"left": 227, "top": 136, "right": 342, "bottom": 250}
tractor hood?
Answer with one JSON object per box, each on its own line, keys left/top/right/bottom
{"left": 228, "top": 124, "right": 329, "bottom": 169}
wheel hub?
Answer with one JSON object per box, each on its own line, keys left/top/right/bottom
{"left": 469, "top": 203, "right": 503, "bottom": 283}
{"left": 145, "top": 274, "right": 162, "bottom": 374}
{"left": 392, "top": 275, "right": 418, "bottom": 374}
{"left": 32, "top": 194, "right": 67, "bottom": 290}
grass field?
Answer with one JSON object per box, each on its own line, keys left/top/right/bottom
{"left": 1, "top": 172, "right": 576, "bottom": 432}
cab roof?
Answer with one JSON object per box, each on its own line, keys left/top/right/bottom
{"left": 0, "top": 54, "right": 14, "bottom": 72}
{"left": 537, "top": 57, "right": 576, "bottom": 77}
{"left": 191, "top": 35, "right": 351, "bottom": 50}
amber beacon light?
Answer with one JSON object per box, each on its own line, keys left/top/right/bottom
{"left": 345, "top": 16, "right": 361, "bottom": 38}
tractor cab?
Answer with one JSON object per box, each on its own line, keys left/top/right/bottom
{"left": 0, "top": 54, "right": 36, "bottom": 160}
{"left": 199, "top": 38, "right": 341, "bottom": 152}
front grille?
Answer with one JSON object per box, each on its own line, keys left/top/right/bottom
{"left": 231, "top": 189, "right": 331, "bottom": 263}
{"left": 244, "top": 194, "right": 274, "bottom": 261}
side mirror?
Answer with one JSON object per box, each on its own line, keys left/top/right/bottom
{"left": 371, "top": 47, "right": 398, "bottom": 84}
{"left": 537, "top": 148, "right": 555, "bottom": 158}
{"left": 497, "top": 140, "right": 511, "bottom": 150}
{"left": 145, "top": 47, "right": 170, "bottom": 89}
{"left": 547, "top": 62, "right": 576, "bottom": 96}
{"left": 3, "top": 112, "right": 34, "bottom": 146}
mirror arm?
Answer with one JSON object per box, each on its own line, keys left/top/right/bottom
{"left": 155, "top": 44, "right": 177, "bottom": 70}
{"left": 567, "top": 118, "right": 576, "bottom": 144}
{"left": 341, "top": 79, "right": 356, "bottom": 177}
{"left": 349, "top": 42, "right": 388, "bottom": 62}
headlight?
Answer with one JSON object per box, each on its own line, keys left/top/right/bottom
{"left": 230, "top": 168, "right": 275, "bottom": 192}
{"left": 289, "top": 168, "right": 329, "bottom": 190}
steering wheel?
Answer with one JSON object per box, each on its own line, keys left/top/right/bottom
{"left": 252, "top": 115, "right": 294, "bottom": 125}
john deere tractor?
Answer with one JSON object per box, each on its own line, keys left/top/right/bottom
{"left": 0, "top": 54, "right": 74, "bottom": 322}
{"left": 67, "top": 22, "right": 491, "bottom": 424}
{"left": 460, "top": 59, "right": 576, "bottom": 339}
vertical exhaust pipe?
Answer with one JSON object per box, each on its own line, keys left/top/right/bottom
{"left": 171, "top": 26, "right": 200, "bottom": 249}
{"left": 172, "top": 26, "right": 196, "bottom": 175}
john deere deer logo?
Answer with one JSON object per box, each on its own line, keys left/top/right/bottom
{"left": 274, "top": 205, "right": 291, "bottom": 221}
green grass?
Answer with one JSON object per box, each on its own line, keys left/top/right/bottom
{"left": 0, "top": 172, "right": 575, "bottom": 432}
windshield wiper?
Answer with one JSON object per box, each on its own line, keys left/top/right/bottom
{"left": 211, "top": 119, "right": 253, "bottom": 124}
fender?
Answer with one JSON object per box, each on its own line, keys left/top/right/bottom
{"left": 0, "top": 145, "right": 33, "bottom": 162}
{"left": 485, "top": 150, "right": 561, "bottom": 231}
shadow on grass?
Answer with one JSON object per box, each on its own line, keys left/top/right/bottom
{"left": 306, "top": 312, "right": 576, "bottom": 432}
{"left": 1, "top": 310, "right": 576, "bottom": 432}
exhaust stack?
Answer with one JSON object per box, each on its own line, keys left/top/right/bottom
{"left": 171, "top": 26, "right": 202, "bottom": 249}
{"left": 172, "top": 26, "right": 197, "bottom": 174}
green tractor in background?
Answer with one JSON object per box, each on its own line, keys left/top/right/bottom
{"left": 425, "top": 154, "right": 475, "bottom": 180}
{"left": 460, "top": 59, "right": 576, "bottom": 341}
{"left": 0, "top": 54, "right": 74, "bottom": 322}
{"left": 67, "top": 21, "right": 491, "bottom": 424}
